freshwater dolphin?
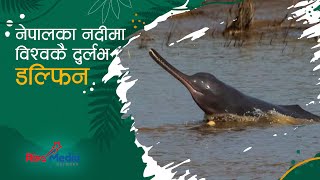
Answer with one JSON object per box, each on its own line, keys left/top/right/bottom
{"left": 148, "top": 49, "right": 320, "bottom": 125}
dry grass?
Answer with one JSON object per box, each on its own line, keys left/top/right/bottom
{"left": 223, "top": 0, "right": 254, "bottom": 36}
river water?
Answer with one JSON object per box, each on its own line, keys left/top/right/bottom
{"left": 120, "top": 12, "right": 320, "bottom": 179}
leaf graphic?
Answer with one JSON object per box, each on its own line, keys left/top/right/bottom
{"left": 102, "top": 0, "right": 111, "bottom": 23}
{"left": 88, "top": 78, "right": 130, "bottom": 150}
{"left": 88, "top": 0, "right": 132, "bottom": 22}
{"left": 119, "top": 0, "right": 132, "bottom": 8}
{"left": 89, "top": 106, "right": 107, "bottom": 114}
{"left": 89, "top": 97, "right": 110, "bottom": 107}
{"left": 0, "top": 0, "right": 42, "bottom": 13}
{"left": 88, "top": 0, "right": 106, "bottom": 15}
{"left": 90, "top": 112, "right": 107, "bottom": 131}
{"left": 111, "top": 0, "right": 120, "bottom": 19}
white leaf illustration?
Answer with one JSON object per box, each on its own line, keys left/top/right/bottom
{"left": 102, "top": 0, "right": 112, "bottom": 23}
{"left": 88, "top": 0, "right": 132, "bottom": 22}
{"left": 88, "top": 0, "right": 107, "bottom": 15}
{"left": 119, "top": 0, "right": 132, "bottom": 8}
{"left": 111, "top": 0, "right": 120, "bottom": 19}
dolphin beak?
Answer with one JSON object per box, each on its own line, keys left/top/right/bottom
{"left": 149, "top": 49, "right": 197, "bottom": 93}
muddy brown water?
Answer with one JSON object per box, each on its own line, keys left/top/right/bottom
{"left": 120, "top": 2, "right": 320, "bottom": 179}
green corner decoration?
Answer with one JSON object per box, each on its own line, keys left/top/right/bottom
{"left": 280, "top": 153, "right": 320, "bottom": 180}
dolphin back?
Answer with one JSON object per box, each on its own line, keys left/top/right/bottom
{"left": 279, "top": 104, "right": 320, "bottom": 121}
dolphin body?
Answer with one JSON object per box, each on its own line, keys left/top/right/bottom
{"left": 148, "top": 49, "right": 320, "bottom": 124}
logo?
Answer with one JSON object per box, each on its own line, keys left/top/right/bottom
{"left": 26, "top": 141, "right": 80, "bottom": 167}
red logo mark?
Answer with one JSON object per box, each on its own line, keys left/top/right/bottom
{"left": 26, "top": 141, "right": 62, "bottom": 163}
